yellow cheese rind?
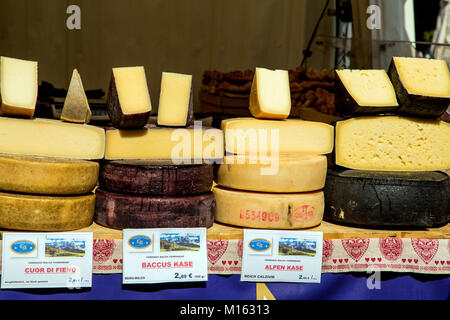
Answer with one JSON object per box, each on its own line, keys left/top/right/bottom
{"left": 249, "top": 67, "right": 291, "bottom": 119}
{"left": 0, "top": 192, "right": 95, "bottom": 231}
{"left": 335, "top": 116, "right": 450, "bottom": 171}
{"left": 60, "top": 69, "right": 92, "bottom": 123}
{"left": 105, "top": 125, "right": 224, "bottom": 161}
{"left": 0, "top": 56, "right": 38, "bottom": 118}
{"left": 216, "top": 154, "right": 327, "bottom": 192}
{"left": 0, "top": 117, "right": 105, "bottom": 160}
{"left": 213, "top": 187, "right": 324, "bottom": 229}
{"left": 0, "top": 154, "right": 99, "bottom": 195}
{"left": 222, "top": 117, "right": 334, "bottom": 155}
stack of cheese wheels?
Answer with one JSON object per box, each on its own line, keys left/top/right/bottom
{"left": 327, "top": 57, "right": 450, "bottom": 228}
{"left": 0, "top": 56, "right": 105, "bottom": 231}
{"left": 213, "top": 67, "right": 335, "bottom": 229}
{"left": 95, "top": 69, "right": 224, "bottom": 230}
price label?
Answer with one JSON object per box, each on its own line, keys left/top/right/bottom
{"left": 122, "top": 228, "right": 208, "bottom": 284}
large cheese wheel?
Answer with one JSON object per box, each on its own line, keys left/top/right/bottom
{"left": 324, "top": 167, "right": 450, "bottom": 227}
{"left": 99, "top": 160, "right": 212, "bottom": 195}
{"left": 213, "top": 186, "right": 324, "bottom": 229}
{"left": 215, "top": 154, "right": 327, "bottom": 192}
{"left": 94, "top": 189, "right": 215, "bottom": 229}
{"left": 0, "top": 154, "right": 99, "bottom": 195}
{"left": 0, "top": 192, "right": 95, "bottom": 231}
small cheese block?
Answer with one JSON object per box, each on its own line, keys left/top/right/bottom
{"left": 335, "top": 69, "right": 398, "bottom": 116}
{"left": 0, "top": 116, "right": 105, "bottom": 160}
{"left": 99, "top": 160, "right": 212, "bottom": 195}
{"left": 335, "top": 116, "right": 450, "bottom": 171}
{"left": 388, "top": 57, "right": 450, "bottom": 118}
{"left": 60, "top": 69, "right": 92, "bottom": 123}
{"left": 0, "top": 56, "right": 38, "bottom": 118}
{"left": 222, "top": 117, "right": 333, "bottom": 155}
{"left": 213, "top": 186, "right": 324, "bottom": 229}
{"left": 216, "top": 154, "right": 327, "bottom": 193}
{"left": 0, "top": 154, "right": 99, "bottom": 195}
{"left": 324, "top": 167, "right": 450, "bottom": 227}
{"left": 94, "top": 189, "right": 215, "bottom": 230}
{"left": 105, "top": 124, "right": 224, "bottom": 161}
{"left": 249, "top": 67, "right": 291, "bottom": 119}
{"left": 106, "top": 66, "right": 152, "bottom": 128}
{"left": 0, "top": 192, "right": 95, "bottom": 231}
{"left": 157, "top": 72, "right": 193, "bottom": 127}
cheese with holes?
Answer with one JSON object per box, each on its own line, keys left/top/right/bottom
{"left": 60, "top": 69, "right": 92, "bottom": 123}
{"left": 157, "top": 72, "right": 193, "bottom": 126}
{"left": 0, "top": 117, "right": 105, "bottom": 159}
{"left": 388, "top": 57, "right": 450, "bottom": 118}
{"left": 0, "top": 56, "right": 38, "bottom": 118}
{"left": 335, "top": 116, "right": 450, "bottom": 171}
{"left": 0, "top": 192, "right": 95, "bottom": 231}
{"left": 222, "top": 118, "right": 333, "bottom": 155}
{"left": 213, "top": 186, "right": 324, "bottom": 229}
{"left": 216, "top": 154, "right": 327, "bottom": 192}
{"left": 249, "top": 67, "right": 291, "bottom": 119}
{"left": 106, "top": 66, "right": 152, "bottom": 128}
{"left": 105, "top": 125, "right": 223, "bottom": 161}
{"left": 0, "top": 154, "right": 99, "bottom": 195}
{"left": 335, "top": 69, "right": 398, "bottom": 116}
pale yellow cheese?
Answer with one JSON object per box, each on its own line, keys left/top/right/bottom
{"left": 105, "top": 125, "right": 224, "bottom": 161}
{"left": 0, "top": 191, "right": 95, "bottom": 231}
{"left": 393, "top": 57, "right": 450, "bottom": 97}
{"left": 0, "top": 154, "right": 99, "bottom": 195}
{"left": 213, "top": 186, "right": 324, "bottom": 229}
{"left": 222, "top": 117, "right": 334, "bottom": 155}
{"left": 216, "top": 154, "right": 327, "bottom": 192}
{"left": 0, "top": 117, "right": 105, "bottom": 159}
{"left": 249, "top": 67, "right": 291, "bottom": 119}
{"left": 60, "top": 69, "right": 92, "bottom": 123}
{"left": 336, "top": 69, "right": 398, "bottom": 106}
{"left": 157, "top": 72, "right": 192, "bottom": 126}
{"left": 335, "top": 116, "right": 450, "bottom": 171}
{"left": 0, "top": 56, "right": 38, "bottom": 118}
{"left": 113, "top": 66, "right": 152, "bottom": 114}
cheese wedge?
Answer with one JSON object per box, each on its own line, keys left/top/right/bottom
{"left": 0, "top": 56, "right": 38, "bottom": 118}
{"left": 0, "top": 117, "right": 105, "bottom": 159}
{"left": 157, "top": 72, "right": 193, "bottom": 126}
{"left": 60, "top": 69, "right": 92, "bottom": 123}
{"left": 249, "top": 67, "right": 291, "bottom": 119}
{"left": 335, "top": 116, "right": 450, "bottom": 171}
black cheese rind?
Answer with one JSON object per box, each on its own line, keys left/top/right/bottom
{"left": 324, "top": 167, "right": 450, "bottom": 228}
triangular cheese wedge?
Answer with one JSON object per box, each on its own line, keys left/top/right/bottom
{"left": 61, "top": 69, "right": 92, "bottom": 123}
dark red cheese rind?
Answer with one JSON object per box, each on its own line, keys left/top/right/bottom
{"left": 106, "top": 72, "right": 151, "bottom": 128}
{"left": 94, "top": 189, "right": 215, "bottom": 229}
{"left": 99, "top": 160, "right": 213, "bottom": 195}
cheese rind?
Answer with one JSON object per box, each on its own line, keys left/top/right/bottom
{"left": 249, "top": 67, "right": 291, "bottom": 119}
{"left": 106, "top": 66, "right": 152, "bottom": 128}
{"left": 157, "top": 72, "right": 193, "bottom": 126}
{"left": 105, "top": 125, "right": 224, "bottom": 161}
{"left": 60, "top": 69, "right": 92, "bottom": 123}
{"left": 0, "top": 192, "right": 95, "bottom": 231}
{"left": 0, "top": 154, "right": 99, "bottom": 195}
{"left": 222, "top": 117, "right": 334, "bottom": 155}
{"left": 335, "top": 116, "right": 450, "bottom": 171}
{"left": 216, "top": 154, "right": 327, "bottom": 192}
{"left": 0, "top": 117, "right": 105, "bottom": 160}
{"left": 0, "top": 56, "right": 38, "bottom": 118}
{"left": 213, "top": 186, "right": 324, "bottom": 229}
{"left": 335, "top": 69, "right": 398, "bottom": 116}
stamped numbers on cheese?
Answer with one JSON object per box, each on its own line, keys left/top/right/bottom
{"left": 239, "top": 209, "right": 280, "bottom": 223}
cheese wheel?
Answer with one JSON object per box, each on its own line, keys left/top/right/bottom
{"left": 95, "top": 189, "right": 215, "bottom": 230}
{"left": 216, "top": 154, "right": 327, "bottom": 192}
{"left": 0, "top": 154, "right": 99, "bottom": 195}
{"left": 213, "top": 186, "right": 324, "bottom": 229}
{"left": 0, "top": 192, "right": 95, "bottom": 231}
{"left": 99, "top": 160, "right": 212, "bottom": 195}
